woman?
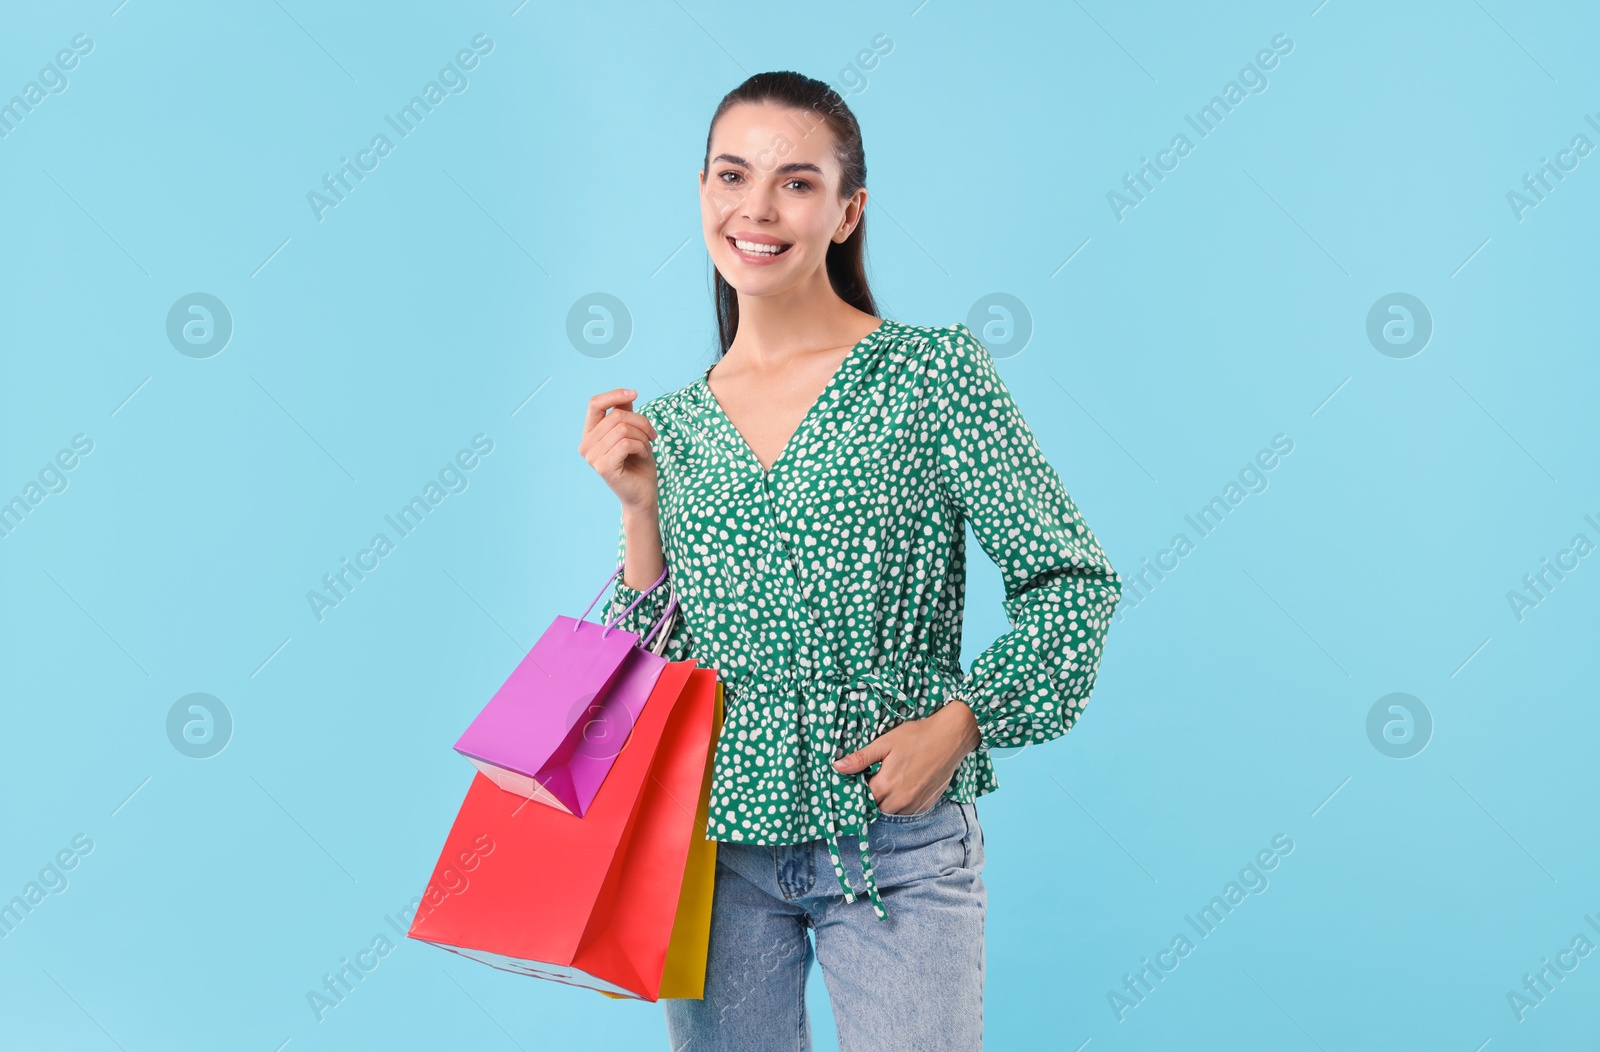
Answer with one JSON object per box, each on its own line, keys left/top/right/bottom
{"left": 579, "top": 71, "right": 1121, "bottom": 1051}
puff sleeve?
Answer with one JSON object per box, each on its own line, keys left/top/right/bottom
{"left": 935, "top": 324, "right": 1122, "bottom": 751}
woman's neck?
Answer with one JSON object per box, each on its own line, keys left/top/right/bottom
{"left": 728, "top": 279, "right": 878, "bottom": 365}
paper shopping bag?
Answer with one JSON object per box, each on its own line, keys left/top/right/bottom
{"left": 454, "top": 566, "right": 679, "bottom": 816}
{"left": 412, "top": 661, "right": 722, "bottom": 1001}
{"left": 603, "top": 679, "right": 722, "bottom": 1000}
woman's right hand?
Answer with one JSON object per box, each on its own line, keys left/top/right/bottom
{"left": 581, "top": 388, "right": 660, "bottom": 511}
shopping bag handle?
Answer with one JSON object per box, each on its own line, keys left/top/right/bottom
{"left": 641, "top": 593, "right": 680, "bottom": 652}
{"left": 578, "top": 564, "right": 675, "bottom": 639}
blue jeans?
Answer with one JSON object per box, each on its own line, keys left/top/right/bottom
{"left": 663, "top": 797, "right": 987, "bottom": 1051}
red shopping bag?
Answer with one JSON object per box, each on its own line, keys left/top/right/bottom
{"left": 409, "top": 659, "right": 721, "bottom": 1001}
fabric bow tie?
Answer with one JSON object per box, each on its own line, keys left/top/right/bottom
{"left": 799, "top": 664, "right": 922, "bottom": 922}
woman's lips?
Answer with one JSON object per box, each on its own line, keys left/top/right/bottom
{"left": 727, "top": 236, "right": 792, "bottom": 265}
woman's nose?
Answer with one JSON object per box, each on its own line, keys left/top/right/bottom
{"left": 740, "top": 181, "right": 777, "bottom": 221}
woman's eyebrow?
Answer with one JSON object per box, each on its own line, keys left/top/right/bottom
{"left": 710, "top": 153, "right": 825, "bottom": 176}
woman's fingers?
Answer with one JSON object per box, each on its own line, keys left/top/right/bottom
{"left": 584, "top": 390, "right": 658, "bottom": 437}
{"left": 579, "top": 401, "right": 657, "bottom": 460}
{"left": 579, "top": 390, "right": 660, "bottom": 509}
{"left": 624, "top": 411, "right": 658, "bottom": 440}
{"left": 583, "top": 387, "right": 637, "bottom": 432}
{"left": 591, "top": 422, "right": 654, "bottom": 476}
{"left": 580, "top": 409, "right": 644, "bottom": 452}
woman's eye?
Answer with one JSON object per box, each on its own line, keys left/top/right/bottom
{"left": 713, "top": 171, "right": 809, "bottom": 191}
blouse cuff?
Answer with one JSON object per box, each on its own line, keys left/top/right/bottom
{"left": 950, "top": 662, "right": 1038, "bottom": 753}
{"left": 948, "top": 568, "right": 1122, "bottom": 754}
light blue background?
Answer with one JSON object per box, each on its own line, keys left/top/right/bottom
{"left": 3, "top": 1, "right": 1597, "bottom": 1049}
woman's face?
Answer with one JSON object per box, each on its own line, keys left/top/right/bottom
{"left": 699, "top": 101, "right": 864, "bottom": 297}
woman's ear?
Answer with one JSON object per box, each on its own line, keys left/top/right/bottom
{"left": 834, "top": 188, "right": 868, "bottom": 242}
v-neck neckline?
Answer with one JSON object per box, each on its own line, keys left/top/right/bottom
{"left": 697, "top": 318, "right": 894, "bottom": 477}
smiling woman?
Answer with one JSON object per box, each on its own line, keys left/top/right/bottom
{"left": 577, "top": 70, "right": 1121, "bottom": 1051}
{"left": 697, "top": 84, "right": 876, "bottom": 358}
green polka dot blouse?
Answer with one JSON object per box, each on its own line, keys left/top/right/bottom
{"left": 600, "top": 319, "right": 1122, "bottom": 920}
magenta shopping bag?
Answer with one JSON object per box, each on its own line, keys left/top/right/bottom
{"left": 453, "top": 565, "right": 680, "bottom": 816}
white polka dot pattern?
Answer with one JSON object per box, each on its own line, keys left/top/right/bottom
{"left": 600, "top": 320, "right": 1122, "bottom": 918}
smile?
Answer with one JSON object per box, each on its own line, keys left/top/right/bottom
{"left": 728, "top": 237, "right": 793, "bottom": 262}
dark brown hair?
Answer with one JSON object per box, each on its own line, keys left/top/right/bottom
{"left": 702, "top": 71, "right": 878, "bottom": 357}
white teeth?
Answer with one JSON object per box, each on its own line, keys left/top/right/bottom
{"left": 733, "top": 239, "right": 787, "bottom": 255}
